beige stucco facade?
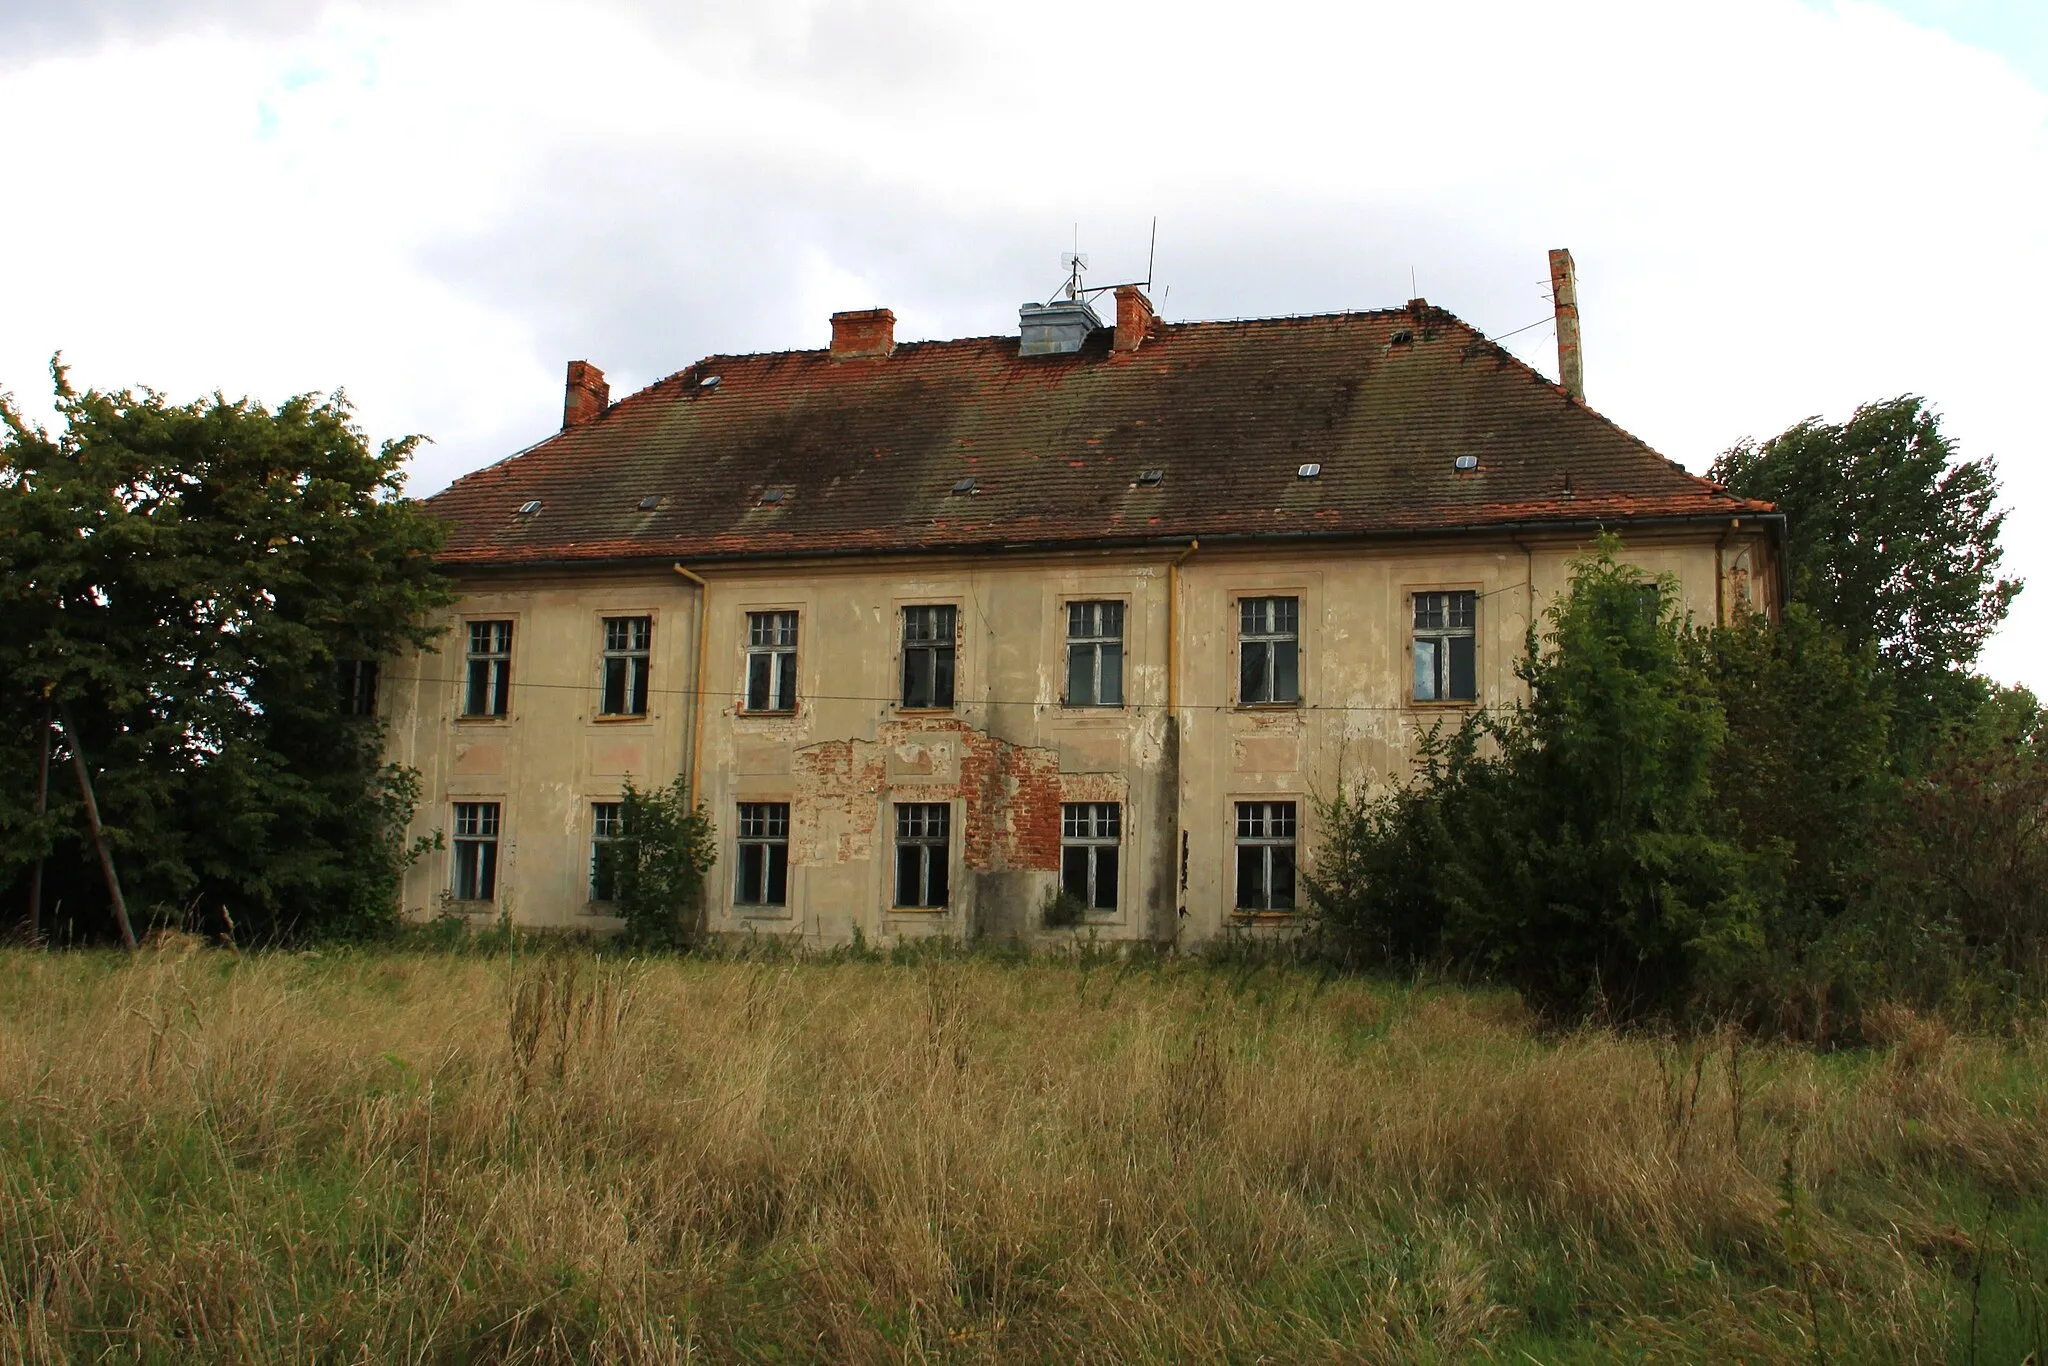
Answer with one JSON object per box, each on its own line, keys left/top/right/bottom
{"left": 384, "top": 526, "right": 1774, "bottom": 945}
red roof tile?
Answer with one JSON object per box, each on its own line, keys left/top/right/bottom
{"left": 425, "top": 304, "right": 1771, "bottom": 567}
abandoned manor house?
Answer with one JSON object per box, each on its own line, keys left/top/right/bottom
{"left": 381, "top": 251, "right": 1783, "bottom": 945}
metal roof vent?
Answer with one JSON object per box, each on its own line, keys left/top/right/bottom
{"left": 638, "top": 495, "right": 662, "bottom": 510}
{"left": 1297, "top": 463, "right": 1322, "bottom": 479}
{"left": 951, "top": 476, "right": 978, "bottom": 495}
{"left": 1019, "top": 298, "right": 1104, "bottom": 357}
{"left": 516, "top": 500, "right": 541, "bottom": 515}
{"left": 759, "top": 488, "right": 786, "bottom": 505}
{"left": 1454, "top": 455, "right": 1480, "bottom": 472}
{"left": 1136, "top": 469, "right": 1164, "bottom": 487}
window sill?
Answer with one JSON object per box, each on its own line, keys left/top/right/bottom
{"left": 1231, "top": 909, "right": 1300, "bottom": 924}
{"left": 455, "top": 714, "right": 511, "bottom": 725}
{"left": 894, "top": 707, "right": 956, "bottom": 717}
{"left": 739, "top": 708, "right": 799, "bottom": 719}
{"left": 1057, "top": 704, "right": 1128, "bottom": 715}
{"left": 736, "top": 904, "right": 792, "bottom": 920}
{"left": 1406, "top": 699, "right": 1480, "bottom": 711}
{"left": 1233, "top": 703, "right": 1302, "bottom": 713}
{"left": 591, "top": 713, "right": 653, "bottom": 725}
{"left": 889, "top": 905, "right": 951, "bottom": 914}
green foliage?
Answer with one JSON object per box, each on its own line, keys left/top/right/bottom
{"left": 605, "top": 778, "right": 716, "bottom": 950}
{"left": 1710, "top": 396, "right": 2019, "bottom": 741}
{"left": 1309, "top": 539, "right": 1759, "bottom": 1019}
{"left": 0, "top": 361, "right": 453, "bottom": 942}
{"left": 1039, "top": 885, "right": 1087, "bottom": 929}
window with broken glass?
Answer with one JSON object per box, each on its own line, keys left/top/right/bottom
{"left": 735, "top": 802, "right": 790, "bottom": 907}
{"left": 1060, "top": 802, "right": 1121, "bottom": 913}
{"left": 1411, "top": 591, "right": 1477, "bottom": 702}
{"left": 452, "top": 801, "right": 501, "bottom": 901}
{"left": 1234, "top": 800, "right": 1297, "bottom": 912}
{"left": 589, "top": 802, "right": 623, "bottom": 902}
{"left": 745, "top": 611, "right": 798, "bottom": 712}
{"left": 900, "top": 605, "right": 956, "bottom": 709}
{"left": 600, "top": 615, "right": 652, "bottom": 716}
{"left": 893, "top": 802, "right": 951, "bottom": 908}
{"left": 1239, "top": 596, "right": 1300, "bottom": 705}
{"left": 463, "top": 621, "right": 512, "bottom": 716}
{"left": 1065, "top": 601, "right": 1125, "bottom": 707}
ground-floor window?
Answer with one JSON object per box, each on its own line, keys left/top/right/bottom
{"left": 1061, "top": 802, "right": 1120, "bottom": 912}
{"left": 736, "top": 802, "right": 791, "bottom": 907}
{"left": 589, "top": 802, "right": 622, "bottom": 902}
{"left": 453, "top": 801, "right": 501, "bottom": 902}
{"left": 894, "top": 802, "right": 950, "bottom": 908}
{"left": 1234, "top": 800, "right": 1296, "bottom": 912}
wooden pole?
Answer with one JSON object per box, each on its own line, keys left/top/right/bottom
{"left": 58, "top": 709, "right": 137, "bottom": 952}
{"left": 26, "top": 697, "right": 51, "bottom": 940}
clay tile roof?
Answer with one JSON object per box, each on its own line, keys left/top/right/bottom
{"left": 425, "top": 305, "right": 1772, "bottom": 567}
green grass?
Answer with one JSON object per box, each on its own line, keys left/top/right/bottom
{"left": 1, "top": 943, "right": 2044, "bottom": 1362}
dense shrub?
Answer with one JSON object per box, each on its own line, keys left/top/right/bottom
{"left": 603, "top": 779, "right": 717, "bottom": 950}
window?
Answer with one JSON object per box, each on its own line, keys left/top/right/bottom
{"left": 745, "top": 612, "right": 799, "bottom": 712}
{"left": 464, "top": 621, "right": 512, "bottom": 716}
{"left": 1065, "top": 601, "right": 1125, "bottom": 707}
{"left": 1234, "top": 801, "right": 1297, "bottom": 912}
{"left": 589, "top": 802, "right": 623, "bottom": 902}
{"left": 1061, "top": 803, "right": 1120, "bottom": 912}
{"left": 893, "top": 802, "right": 950, "bottom": 908}
{"left": 1412, "top": 591, "right": 1477, "bottom": 702}
{"left": 900, "top": 605, "right": 957, "bottom": 709}
{"left": 338, "top": 659, "right": 378, "bottom": 716}
{"left": 600, "top": 616, "right": 652, "bottom": 716}
{"left": 735, "top": 802, "right": 791, "bottom": 907}
{"left": 452, "top": 802, "right": 500, "bottom": 901}
{"left": 1239, "top": 596, "right": 1300, "bottom": 705}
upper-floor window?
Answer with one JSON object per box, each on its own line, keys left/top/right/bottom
{"left": 745, "top": 612, "right": 799, "bottom": 713}
{"left": 338, "top": 659, "right": 379, "bottom": 717}
{"left": 600, "top": 616, "right": 652, "bottom": 716}
{"left": 1235, "top": 800, "right": 1297, "bottom": 913}
{"left": 1412, "top": 591, "right": 1477, "bottom": 702}
{"left": 452, "top": 801, "right": 501, "bottom": 901}
{"left": 1065, "top": 601, "right": 1125, "bottom": 707}
{"left": 464, "top": 621, "right": 512, "bottom": 717}
{"left": 735, "top": 801, "right": 791, "bottom": 907}
{"left": 901, "top": 605, "right": 957, "bottom": 709}
{"left": 1239, "top": 596, "right": 1300, "bottom": 705}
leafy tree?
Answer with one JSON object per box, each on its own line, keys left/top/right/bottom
{"left": 1309, "top": 539, "right": 1760, "bottom": 1019}
{"left": 603, "top": 778, "right": 717, "bottom": 949}
{"left": 1, "top": 362, "right": 452, "bottom": 942}
{"left": 1710, "top": 397, "right": 2019, "bottom": 737}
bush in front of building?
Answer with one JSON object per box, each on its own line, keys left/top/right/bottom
{"left": 604, "top": 779, "right": 717, "bottom": 950}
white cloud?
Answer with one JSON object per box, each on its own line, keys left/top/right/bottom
{"left": 3, "top": 0, "right": 2043, "bottom": 685}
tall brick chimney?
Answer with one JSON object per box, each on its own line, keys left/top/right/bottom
{"left": 562, "top": 360, "right": 609, "bottom": 430}
{"left": 1112, "top": 285, "right": 1155, "bottom": 353}
{"left": 1547, "top": 249, "right": 1584, "bottom": 401}
{"left": 829, "top": 308, "right": 895, "bottom": 359}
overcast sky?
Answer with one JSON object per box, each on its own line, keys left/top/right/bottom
{"left": 3, "top": 0, "right": 2044, "bottom": 687}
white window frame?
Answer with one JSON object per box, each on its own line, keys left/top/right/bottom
{"left": 452, "top": 801, "right": 501, "bottom": 901}
{"left": 1234, "top": 800, "right": 1298, "bottom": 913}
{"left": 1064, "top": 600, "right": 1126, "bottom": 708}
{"left": 1060, "top": 802, "right": 1121, "bottom": 913}
{"left": 745, "top": 611, "right": 799, "bottom": 713}
{"left": 1238, "top": 596, "right": 1301, "bottom": 706}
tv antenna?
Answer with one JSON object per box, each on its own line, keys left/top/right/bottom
{"left": 1046, "top": 216, "right": 1159, "bottom": 304}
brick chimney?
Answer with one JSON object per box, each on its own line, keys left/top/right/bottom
{"left": 1547, "top": 249, "right": 1584, "bottom": 401}
{"left": 562, "top": 360, "right": 609, "bottom": 430}
{"left": 829, "top": 308, "right": 895, "bottom": 359}
{"left": 1113, "top": 285, "right": 1155, "bottom": 353}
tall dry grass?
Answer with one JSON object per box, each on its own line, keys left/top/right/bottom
{"left": 1, "top": 941, "right": 2044, "bottom": 1363}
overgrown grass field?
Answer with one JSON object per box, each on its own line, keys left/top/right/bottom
{"left": 3, "top": 943, "right": 2045, "bottom": 1363}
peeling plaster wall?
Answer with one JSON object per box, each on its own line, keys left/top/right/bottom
{"left": 388, "top": 530, "right": 1773, "bottom": 944}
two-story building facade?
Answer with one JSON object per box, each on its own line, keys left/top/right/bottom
{"left": 383, "top": 257, "right": 1781, "bottom": 946}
